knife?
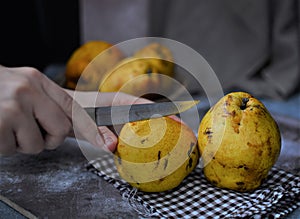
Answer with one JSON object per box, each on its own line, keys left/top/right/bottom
{"left": 84, "top": 100, "right": 199, "bottom": 126}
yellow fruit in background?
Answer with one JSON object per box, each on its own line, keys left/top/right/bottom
{"left": 64, "top": 42, "right": 174, "bottom": 93}
{"left": 198, "top": 91, "right": 281, "bottom": 192}
{"left": 114, "top": 117, "right": 199, "bottom": 192}
{"left": 99, "top": 57, "right": 171, "bottom": 98}
{"left": 134, "top": 42, "right": 174, "bottom": 77}
{"left": 65, "top": 40, "right": 124, "bottom": 90}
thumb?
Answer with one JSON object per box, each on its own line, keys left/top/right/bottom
{"left": 40, "top": 75, "right": 113, "bottom": 150}
{"left": 66, "top": 94, "right": 119, "bottom": 151}
{"left": 97, "top": 126, "right": 118, "bottom": 151}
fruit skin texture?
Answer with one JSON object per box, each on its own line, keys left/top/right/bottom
{"left": 133, "top": 42, "right": 174, "bottom": 77}
{"left": 99, "top": 43, "right": 174, "bottom": 97}
{"left": 99, "top": 57, "right": 161, "bottom": 95}
{"left": 65, "top": 40, "right": 123, "bottom": 90}
{"left": 114, "top": 117, "right": 199, "bottom": 192}
{"left": 198, "top": 92, "right": 281, "bottom": 192}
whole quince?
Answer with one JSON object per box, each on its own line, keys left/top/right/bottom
{"left": 99, "top": 43, "right": 174, "bottom": 98}
{"left": 99, "top": 57, "right": 171, "bottom": 97}
{"left": 133, "top": 42, "right": 174, "bottom": 77}
{"left": 65, "top": 40, "right": 123, "bottom": 90}
{"left": 198, "top": 91, "right": 281, "bottom": 192}
{"left": 114, "top": 117, "right": 199, "bottom": 192}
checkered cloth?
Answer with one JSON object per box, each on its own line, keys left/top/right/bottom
{"left": 86, "top": 154, "right": 300, "bottom": 218}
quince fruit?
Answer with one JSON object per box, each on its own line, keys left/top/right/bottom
{"left": 133, "top": 42, "right": 174, "bottom": 77}
{"left": 99, "top": 43, "right": 174, "bottom": 98}
{"left": 198, "top": 91, "right": 281, "bottom": 192}
{"left": 99, "top": 57, "right": 171, "bottom": 98}
{"left": 65, "top": 40, "right": 123, "bottom": 90}
{"left": 114, "top": 117, "right": 199, "bottom": 192}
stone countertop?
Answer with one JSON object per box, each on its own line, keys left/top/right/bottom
{"left": 0, "top": 97, "right": 299, "bottom": 219}
{"left": 0, "top": 138, "right": 139, "bottom": 218}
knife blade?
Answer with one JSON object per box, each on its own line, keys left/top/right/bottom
{"left": 84, "top": 100, "right": 199, "bottom": 126}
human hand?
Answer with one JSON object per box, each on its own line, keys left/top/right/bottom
{"left": 64, "top": 90, "right": 152, "bottom": 152}
{"left": 0, "top": 65, "right": 150, "bottom": 155}
{"left": 0, "top": 65, "right": 76, "bottom": 155}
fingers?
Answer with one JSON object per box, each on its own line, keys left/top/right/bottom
{"left": 71, "top": 101, "right": 105, "bottom": 148}
{"left": 16, "top": 70, "right": 74, "bottom": 150}
{"left": 0, "top": 65, "right": 177, "bottom": 156}
{"left": 0, "top": 101, "right": 44, "bottom": 155}
{"left": 0, "top": 66, "right": 73, "bottom": 155}
{"left": 47, "top": 86, "right": 153, "bottom": 152}
{"left": 17, "top": 68, "right": 71, "bottom": 151}
{"left": 14, "top": 114, "right": 44, "bottom": 154}
{"left": 31, "top": 89, "right": 72, "bottom": 149}
{"left": 70, "top": 102, "right": 118, "bottom": 152}
{"left": 62, "top": 90, "right": 154, "bottom": 151}
{"left": 40, "top": 73, "right": 74, "bottom": 117}
{"left": 42, "top": 77, "right": 120, "bottom": 151}
{"left": 41, "top": 76, "right": 102, "bottom": 147}
{"left": 98, "top": 126, "right": 118, "bottom": 151}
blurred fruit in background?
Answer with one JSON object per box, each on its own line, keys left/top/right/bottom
{"left": 98, "top": 57, "right": 171, "bottom": 98}
{"left": 133, "top": 42, "right": 174, "bottom": 77}
{"left": 99, "top": 43, "right": 174, "bottom": 98}
{"left": 65, "top": 41, "right": 174, "bottom": 98}
{"left": 64, "top": 40, "right": 124, "bottom": 90}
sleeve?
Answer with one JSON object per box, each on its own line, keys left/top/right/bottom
{"left": 153, "top": 0, "right": 300, "bottom": 100}
{"left": 241, "top": 0, "right": 300, "bottom": 99}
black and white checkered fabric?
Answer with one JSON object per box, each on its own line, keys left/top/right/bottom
{"left": 86, "top": 154, "right": 300, "bottom": 218}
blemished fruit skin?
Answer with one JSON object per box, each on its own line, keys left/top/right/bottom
{"left": 114, "top": 117, "right": 199, "bottom": 193}
{"left": 99, "top": 42, "right": 174, "bottom": 97}
{"left": 99, "top": 57, "right": 162, "bottom": 95}
{"left": 133, "top": 42, "right": 174, "bottom": 77}
{"left": 198, "top": 92, "right": 281, "bottom": 192}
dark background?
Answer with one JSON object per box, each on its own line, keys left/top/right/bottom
{"left": 0, "top": 0, "right": 80, "bottom": 71}
{"left": 1, "top": 0, "right": 299, "bottom": 99}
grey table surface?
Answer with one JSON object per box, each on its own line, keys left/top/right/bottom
{"left": 0, "top": 89, "right": 299, "bottom": 218}
{"left": 0, "top": 137, "right": 141, "bottom": 219}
